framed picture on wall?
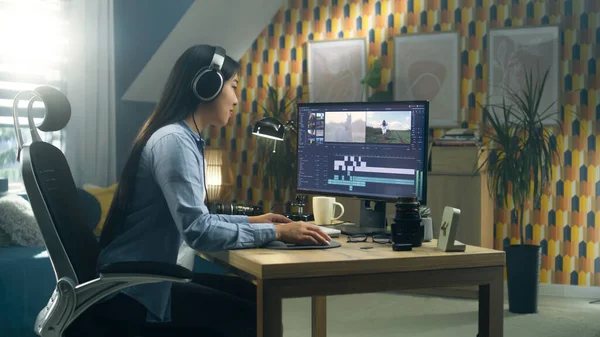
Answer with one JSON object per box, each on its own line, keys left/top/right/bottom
{"left": 306, "top": 38, "right": 367, "bottom": 103}
{"left": 393, "top": 31, "right": 460, "bottom": 127}
{"left": 488, "top": 26, "right": 560, "bottom": 124}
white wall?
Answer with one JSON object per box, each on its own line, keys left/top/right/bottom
{"left": 122, "top": 0, "right": 285, "bottom": 103}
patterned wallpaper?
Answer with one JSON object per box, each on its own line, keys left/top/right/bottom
{"left": 205, "top": 0, "right": 599, "bottom": 287}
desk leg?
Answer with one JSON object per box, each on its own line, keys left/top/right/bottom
{"left": 478, "top": 267, "right": 504, "bottom": 337}
{"left": 311, "top": 296, "right": 326, "bottom": 337}
{"left": 257, "top": 280, "right": 282, "bottom": 337}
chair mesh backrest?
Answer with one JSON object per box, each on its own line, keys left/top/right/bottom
{"left": 23, "top": 141, "right": 100, "bottom": 283}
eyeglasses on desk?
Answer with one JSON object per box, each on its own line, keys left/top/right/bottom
{"left": 346, "top": 233, "right": 391, "bottom": 244}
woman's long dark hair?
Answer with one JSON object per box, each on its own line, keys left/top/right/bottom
{"left": 99, "top": 45, "right": 240, "bottom": 249}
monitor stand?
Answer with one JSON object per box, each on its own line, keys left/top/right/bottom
{"left": 334, "top": 200, "right": 389, "bottom": 235}
{"left": 283, "top": 212, "right": 315, "bottom": 222}
{"left": 282, "top": 195, "right": 315, "bottom": 222}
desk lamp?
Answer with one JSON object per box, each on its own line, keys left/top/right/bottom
{"left": 252, "top": 117, "right": 313, "bottom": 221}
{"left": 252, "top": 117, "right": 296, "bottom": 152}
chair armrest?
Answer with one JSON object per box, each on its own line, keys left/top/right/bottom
{"left": 35, "top": 263, "right": 193, "bottom": 337}
{"left": 98, "top": 261, "right": 193, "bottom": 279}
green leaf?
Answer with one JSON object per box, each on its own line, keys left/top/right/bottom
{"left": 476, "top": 63, "right": 561, "bottom": 245}
{"left": 361, "top": 59, "right": 382, "bottom": 89}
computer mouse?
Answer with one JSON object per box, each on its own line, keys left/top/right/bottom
{"left": 263, "top": 240, "right": 288, "bottom": 248}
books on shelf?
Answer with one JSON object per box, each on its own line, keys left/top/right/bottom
{"left": 433, "top": 128, "right": 479, "bottom": 147}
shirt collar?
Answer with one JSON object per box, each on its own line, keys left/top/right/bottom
{"left": 177, "top": 120, "right": 205, "bottom": 146}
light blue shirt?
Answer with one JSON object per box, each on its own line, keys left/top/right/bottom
{"left": 97, "top": 120, "right": 276, "bottom": 322}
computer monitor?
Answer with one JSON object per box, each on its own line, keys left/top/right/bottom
{"left": 296, "top": 100, "right": 429, "bottom": 230}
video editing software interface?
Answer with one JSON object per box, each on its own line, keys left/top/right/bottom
{"left": 296, "top": 101, "right": 428, "bottom": 202}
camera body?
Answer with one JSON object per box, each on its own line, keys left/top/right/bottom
{"left": 208, "top": 202, "right": 264, "bottom": 216}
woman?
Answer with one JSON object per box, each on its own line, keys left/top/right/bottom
{"left": 381, "top": 119, "right": 388, "bottom": 135}
{"left": 89, "top": 45, "right": 331, "bottom": 336}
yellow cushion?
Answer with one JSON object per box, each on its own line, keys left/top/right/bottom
{"left": 83, "top": 183, "right": 118, "bottom": 236}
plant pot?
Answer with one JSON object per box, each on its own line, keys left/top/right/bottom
{"left": 421, "top": 217, "right": 433, "bottom": 242}
{"left": 505, "top": 244, "right": 541, "bottom": 314}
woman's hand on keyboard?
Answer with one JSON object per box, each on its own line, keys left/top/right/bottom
{"left": 249, "top": 212, "right": 292, "bottom": 224}
{"left": 275, "top": 222, "right": 331, "bottom": 245}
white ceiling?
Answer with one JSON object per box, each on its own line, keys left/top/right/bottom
{"left": 122, "top": 0, "right": 285, "bottom": 103}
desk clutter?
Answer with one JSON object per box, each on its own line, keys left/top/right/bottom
{"left": 432, "top": 128, "right": 480, "bottom": 147}
{"left": 390, "top": 201, "right": 464, "bottom": 252}
{"left": 261, "top": 192, "right": 465, "bottom": 252}
{"left": 263, "top": 197, "right": 464, "bottom": 252}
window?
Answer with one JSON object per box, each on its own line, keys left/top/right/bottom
{"left": 0, "top": 0, "right": 67, "bottom": 189}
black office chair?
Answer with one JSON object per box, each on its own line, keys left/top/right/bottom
{"left": 13, "top": 86, "right": 194, "bottom": 337}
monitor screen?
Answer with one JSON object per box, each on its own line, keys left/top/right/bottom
{"left": 296, "top": 101, "right": 429, "bottom": 204}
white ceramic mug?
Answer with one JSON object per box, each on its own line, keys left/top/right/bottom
{"left": 312, "top": 196, "right": 345, "bottom": 225}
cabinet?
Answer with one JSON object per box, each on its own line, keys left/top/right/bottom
{"left": 405, "top": 146, "right": 495, "bottom": 299}
{"left": 426, "top": 146, "right": 494, "bottom": 249}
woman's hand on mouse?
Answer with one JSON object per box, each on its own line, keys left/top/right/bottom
{"left": 274, "top": 222, "right": 331, "bottom": 245}
{"left": 249, "top": 213, "right": 292, "bottom": 224}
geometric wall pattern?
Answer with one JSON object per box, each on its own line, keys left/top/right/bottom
{"left": 205, "top": 0, "right": 600, "bottom": 287}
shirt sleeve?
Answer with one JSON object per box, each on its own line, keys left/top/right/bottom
{"left": 212, "top": 214, "right": 250, "bottom": 223}
{"left": 149, "top": 133, "right": 276, "bottom": 251}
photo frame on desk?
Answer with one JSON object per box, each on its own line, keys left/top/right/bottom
{"left": 437, "top": 206, "right": 466, "bottom": 252}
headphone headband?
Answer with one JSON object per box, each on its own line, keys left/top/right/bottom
{"left": 210, "top": 46, "right": 226, "bottom": 71}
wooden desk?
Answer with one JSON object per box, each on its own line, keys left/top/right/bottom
{"left": 200, "top": 238, "right": 505, "bottom": 337}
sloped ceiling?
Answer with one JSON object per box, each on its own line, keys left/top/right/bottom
{"left": 122, "top": 0, "right": 285, "bottom": 103}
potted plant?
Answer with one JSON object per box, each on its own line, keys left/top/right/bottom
{"left": 475, "top": 64, "right": 565, "bottom": 314}
{"left": 360, "top": 58, "right": 393, "bottom": 102}
{"left": 254, "top": 83, "right": 300, "bottom": 200}
{"left": 419, "top": 205, "right": 433, "bottom": 242}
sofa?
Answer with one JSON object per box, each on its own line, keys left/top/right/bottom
{"left": 0, "top": 246, "right": 55, "bottom": 337}
{"left": 0, "top": 192, "right": 56, "bottom": 337}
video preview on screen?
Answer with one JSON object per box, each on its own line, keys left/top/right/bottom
{"left": 297, "top": 101, "right": 429, "bottom": 203}
{"left": 322, "top": 110, "right": 411, "bottom": 144}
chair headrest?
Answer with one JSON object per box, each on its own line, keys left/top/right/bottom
{"left": 25, "top": 86, "right": 71, "bottom": 132}
{"left": 13, "top": 86, "right": 71, "bottom": 161}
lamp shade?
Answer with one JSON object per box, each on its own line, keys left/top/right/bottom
{"left": 252, "top": 117, "right": 285, "bottom": 141}
{"left": 204, "top": 147, "right": 234, "bottom": 202}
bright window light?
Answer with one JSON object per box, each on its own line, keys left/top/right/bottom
{"left": 0, "top": 1, "right": 67, "bottom": 80}
{"left": 0, "top": 0, "right": 67, "bottom": 186}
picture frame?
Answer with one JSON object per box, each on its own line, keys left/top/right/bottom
{"left": 488, "top": 25, "right": 560, "bottom": 125}
{"left": 393, "top": 31, "right": 461, "bottom": 127}
{"left": 306, "top": 37, "right": 368, "bottom": 103}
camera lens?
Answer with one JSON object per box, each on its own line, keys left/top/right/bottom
{"left": 391, "top": 197, "right": 422, "bottom": 250}
{"left": 209, "top": 202, "right": 263, "bottom": 216}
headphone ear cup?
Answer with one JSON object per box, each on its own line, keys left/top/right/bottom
{"left": 192, "top": 68, "right": 224, "bottom": 101}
